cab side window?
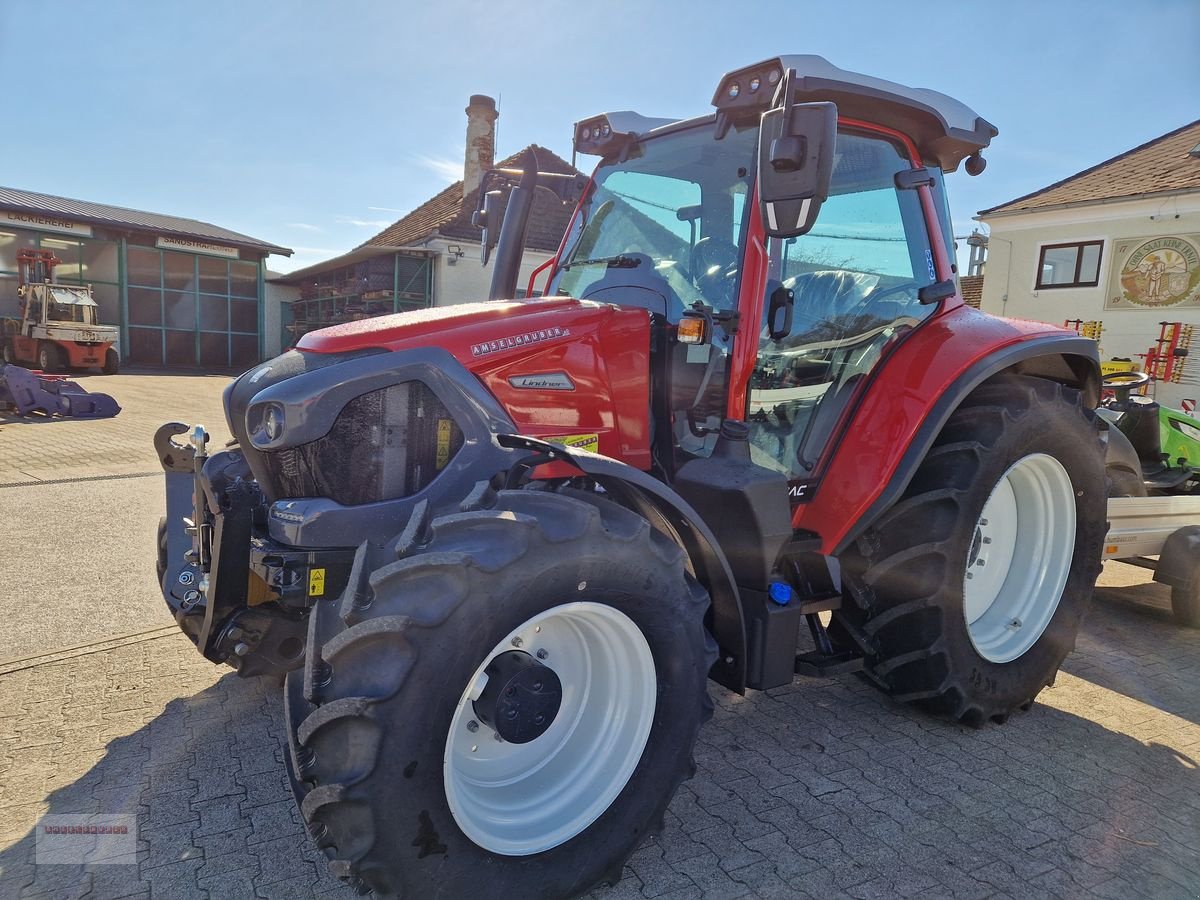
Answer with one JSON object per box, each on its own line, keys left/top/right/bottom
{"left": 747, "top": 131, "right": 939, "bottom": 478}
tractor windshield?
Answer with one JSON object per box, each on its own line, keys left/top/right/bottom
{"left": 549, "top": 120, "right": 758, "bottom": 319}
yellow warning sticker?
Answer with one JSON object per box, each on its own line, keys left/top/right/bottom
{"left": 436, "top": 419, "right": 453, "bottom": 469}
{"left": 308, "top": 567, "right": 326, "bottom": 597}
{"left": 549, "top": 433, "right": 600, "bottom": 454}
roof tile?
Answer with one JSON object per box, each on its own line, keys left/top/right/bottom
{"left": 980, "top": 120, "right": 1200, "bottom": 216}
{"left": 360, "top": 145, "right": 580, "bottom": 252}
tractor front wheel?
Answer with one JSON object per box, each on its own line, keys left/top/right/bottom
{"left": 103, "top": 348, "right": 120, "bottom": 375}
{"left": 833, "top": 375, "right": 1106, "bottom": 725}
{"left": 1, "top": 341, "right": 14, "bottom": 365}
{"left": 289, "top": 488, "right": 715, "bottom": 897}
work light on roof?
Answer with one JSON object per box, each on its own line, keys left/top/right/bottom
{"left": 727, "top": 82, "right": 740, "bottom": 99}
{"left": 749, "top": 76, "right": 761, "bottom": 93}
{"left": 572, "top": 111, "right": 678, "bottom": 157}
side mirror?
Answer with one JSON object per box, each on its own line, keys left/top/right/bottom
{"left": 757, "top": 96, "right": 836, "bottom": 239}
{"left": 766, "top": 283, "right": 794, "bottom": 341}
{"left": 475, "top": 190, "right": 503, "bottom": 266}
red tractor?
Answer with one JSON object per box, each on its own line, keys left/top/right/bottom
{"left": 155, "top": 56, "right": 1106, "bottom": 897}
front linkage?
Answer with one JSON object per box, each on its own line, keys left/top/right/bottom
{"left": 154, "top": 422, "right": 356, "bottom": 678}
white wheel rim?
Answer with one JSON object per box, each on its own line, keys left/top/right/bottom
{"left": 963, "top": 453, "right": 1076, "bottom": 663}
{"left": 443, "top": 601, "right": 656, "bottom": 855}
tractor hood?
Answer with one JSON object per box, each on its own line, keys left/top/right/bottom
{"left": 294, "top": 296, "right": 654, "bottom": 468}
{"left": 298, "top": 298, "right": 585, "bottom": 360}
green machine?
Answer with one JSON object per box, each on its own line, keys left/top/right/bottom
{"left": 1100, "top": 371, "right": 1200, "bottom": 494}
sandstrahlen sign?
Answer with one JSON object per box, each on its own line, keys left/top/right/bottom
{"left": 3, "top": 210, "right": 93, "bottom": 238}
{"left": 155, "top": 236, "right": 241, "bottom": 259}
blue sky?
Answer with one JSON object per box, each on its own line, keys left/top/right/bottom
{"left": 3, "top": 1, "right": 1197, "bottom": 274}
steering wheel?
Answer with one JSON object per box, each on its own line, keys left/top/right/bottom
{"left": 690, "top": 237, "right": 740, "bottom": 307}
{"left": 1103, "top": 370, "right": 1151, "bottom": 404}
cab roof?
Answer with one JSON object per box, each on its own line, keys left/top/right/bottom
{"left": 712, "top": 55, "right": 997, "bottom": 172}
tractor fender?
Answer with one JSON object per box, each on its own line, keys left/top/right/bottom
{"left": 836, "top": 333, "right": 1100, "bottom": 554}
{"left": 498, "top": 434, "right": 748, "bottom": 693}
{"left": 1153, "top": 526, "right": 1200, "bottom": 591}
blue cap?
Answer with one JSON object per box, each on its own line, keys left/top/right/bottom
{"left": 768, "top": 582, "right": 792, "bottom": 605}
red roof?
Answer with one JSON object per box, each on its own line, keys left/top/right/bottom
{"left": 361, "top": 144, "right": 580, "bottom": 253}
{"left": 980, "top": 120, "right": 1200, "bottom": 216}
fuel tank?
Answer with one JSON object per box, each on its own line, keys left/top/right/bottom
{"left": 295, "top": 298, "right": 653, "bottom": 469}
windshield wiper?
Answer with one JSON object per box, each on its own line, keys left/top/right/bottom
{"left": 561, "top": 254, "right": 644, "bottom": 271}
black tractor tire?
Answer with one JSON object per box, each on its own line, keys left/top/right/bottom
{"left": 1171, "top": 584, "right": 1200, "bottom": 627}
{"left": 156, "top": 516, "right": 168, "bottom": 587}
{"left": 288, "top": 488, "right": 716, "bottom": 898}
{"left": 103, "top": 348, "right": 120, "bottom": 375}
{"left": 832, "top": 375, "right": 1106, "bottom": 726}
{"left": 37, "top": 342, "right": 58, "bottom": 373}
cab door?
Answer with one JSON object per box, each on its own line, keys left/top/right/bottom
{"left": 745, "top": 129, "right": 944, "bottom": 493}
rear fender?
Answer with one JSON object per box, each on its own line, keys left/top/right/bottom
{"left": 825, "top": 331, "right": 1099, "bottom": 556}
{"left": 498, "top": 434, "right": 748, "bottom": 693}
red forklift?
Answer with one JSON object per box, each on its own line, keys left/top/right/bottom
{"left": 1, "top": 249, "right": 120, "bottom": 373}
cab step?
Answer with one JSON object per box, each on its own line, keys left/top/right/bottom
{"left": 794, "top": 649, "right": 863, "bottom": 677}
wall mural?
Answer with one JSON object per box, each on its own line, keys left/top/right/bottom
{"left": 1106, "top": 233, "right": 1200, "bottom": 309}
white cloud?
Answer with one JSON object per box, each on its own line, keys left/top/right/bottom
{"left": 414, "top": 154, "right": 463, "bottom": 184}
{"left": 335, "top": 215, "right": 391, "bottom": 228}
{"left": 286, "top": 222, "right": 322, "bottom": 232}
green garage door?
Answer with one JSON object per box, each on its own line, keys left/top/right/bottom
{"left": 126, "top": 246, "right": 260, "bottom": 369}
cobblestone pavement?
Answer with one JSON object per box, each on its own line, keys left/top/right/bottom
{"left": 0, "top": 580, "right": 1196, "bottom": 900}
{"left": 2, "top": 374, "right": 1199, "bottom": 898}
{"left": 0, "top": 372, "right": 231, "bottom": 487}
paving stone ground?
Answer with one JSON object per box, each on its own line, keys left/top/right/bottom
{"left": 0, "top": 585, "right": 1196, "bottom": 900}
{"left": 0, "top": 371, "right": 231, "bottom": 487}
{"left": 1, "top": 373, "right": 1198, "bottom": 899}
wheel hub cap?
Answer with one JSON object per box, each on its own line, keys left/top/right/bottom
{"left": 473, "top": 651, "right": 562, "bottom": 744}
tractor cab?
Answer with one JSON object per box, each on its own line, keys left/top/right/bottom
{"left": 541, "top": 56, "right": 996, "bottom": 493}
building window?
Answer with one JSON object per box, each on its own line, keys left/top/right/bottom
{"left": 1036, "top": 240, "right": 1103, "bottom": 289}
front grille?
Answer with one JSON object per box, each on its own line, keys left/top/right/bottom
{"left": 260, "top": 381, "right": 464, "bottom": 505}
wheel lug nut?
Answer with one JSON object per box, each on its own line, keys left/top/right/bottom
{"left": 980, "top": 518, "right": 989, "bottom": 526}
{"left": 976, "top": 559, "right": 986, "bottom": 567}
{"left": 966, "top": 573, "right": 974, "bottom": 580}
{"left": 466, "top": 720, "right": 479, "bottom": 733}
{"left": 536, "top": 649, "right": 548, "bottom": 660}
{"left": 534, "top": 714, "right": 545, "bottom": 724}
{"left": 533, "top": 681, "right": 543, "bottom": 691}
{"left": 982, "top": 537, "right": 992, "bottom": 544}
{"left": 511, "top": 637, "right": 523, "bottom": 648}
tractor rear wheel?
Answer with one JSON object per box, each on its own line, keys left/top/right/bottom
{"left": 288, "top": 488, "right": 715, "bottom": 897}
{"left": 833, "top": 375, "right": 1106, "bottom": 725}
{"left": 1171, "top": 584, "right": 1200, "bottom": 627}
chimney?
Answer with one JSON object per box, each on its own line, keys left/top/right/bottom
{"left": 464, "top": 94, "right": 498, "bottom": 200}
